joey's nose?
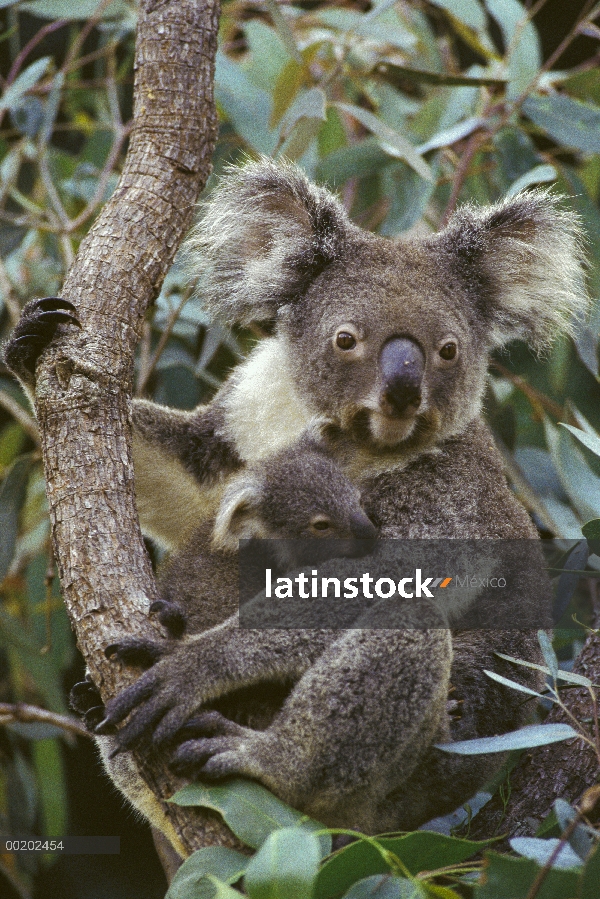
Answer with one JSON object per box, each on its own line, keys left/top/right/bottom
{"left": 379, "top": 336, "right": 424, "bottom": 416}
{"left": 350, "top": 512, "right": 378, "bottom": 541}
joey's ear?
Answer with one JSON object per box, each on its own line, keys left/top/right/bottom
{"left": 212, "top": 475, "right": 265, "bottom": 552}
{"left": 438, "top": 190, "right": 588, "bottom": 350}
{"left": 185, "top": 157, "right": 353, "bottom": 325}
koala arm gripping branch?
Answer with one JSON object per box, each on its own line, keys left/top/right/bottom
{"left": 97, "top": 619, "right": 335, "bottom": 751}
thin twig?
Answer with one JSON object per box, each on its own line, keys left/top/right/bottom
{"left": 136, "top": 290, "right": 191, "bottom": 396}
{"left": 68, "top": 123, "right": 131, "bottom": 232}
{"left": 0, "top": 391, "right": 39, "bottom": 443}
{"left": 0, "top": 702, "right": 90, "bottom": 739}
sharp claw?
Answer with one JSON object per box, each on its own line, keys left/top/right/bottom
{"left": 36, "top": 309, "right": 81, "bottom": 328}
{"left": 36, "top": 296, "right": 77, "bottom": 313}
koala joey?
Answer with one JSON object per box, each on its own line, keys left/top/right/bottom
{"left": 70, "top": 430, "right": 376, "bottom": 847}
{"left": 4, "top": 157, "right": 587, "bottom": 837}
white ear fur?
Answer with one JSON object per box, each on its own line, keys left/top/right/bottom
{"left": 211, "top": 475, "right": 265, "bottom": 552}
{"left": 184, "top": 156, "right": 352, "bottom": 325}
{"left": 441, "top": 189, "right": 588, "bottom": 350}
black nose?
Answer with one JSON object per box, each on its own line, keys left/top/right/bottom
{"left": 350, "top": 512, "right": 378, "bottom": 541}
{"left": 379, "top": 336, "right": 424, "bottom": 416}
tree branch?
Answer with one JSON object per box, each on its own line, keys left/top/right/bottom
{"left": 30, "top": 0, "right": 237, "bottom": 856}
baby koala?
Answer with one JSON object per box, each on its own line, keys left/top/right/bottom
{"left": 73, "top": 433, "right": 375, "bottom": 710}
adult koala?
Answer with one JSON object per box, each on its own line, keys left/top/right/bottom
{"left": 5, "top": 158, "right": 587, "bottom": 834}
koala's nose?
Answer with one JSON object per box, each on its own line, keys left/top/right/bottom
{"left": 350, "top": 512, "right": 378, "bottom": 541}
{"left": 379, "top": 336, "right": 425, "bottom": 416}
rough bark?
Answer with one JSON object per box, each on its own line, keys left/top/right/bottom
{"left": 32, "top": 0, "right": 228, "bottom": 856}
{"left": 471, "top": 633, "right": 600, "bottom": 838}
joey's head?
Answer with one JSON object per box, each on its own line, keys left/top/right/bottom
{"left": 189, "top": 157, "right": 587, "bottom": 454}
{"left": 212, "top": 437, "right": 377, "bottom": 557}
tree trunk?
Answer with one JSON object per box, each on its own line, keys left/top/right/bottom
{"left": 32, "top": 0, "right": 226, "bottom": 856}
{"left": 471, "top": 633, "right": 600, "bottom": 838}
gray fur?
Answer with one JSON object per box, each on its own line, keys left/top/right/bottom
{"left": 4, "top": 159, "right": 588, "bottom": 842}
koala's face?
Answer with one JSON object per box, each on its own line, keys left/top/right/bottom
{"left": 194, "top": 158, "right": 586, "bottom": 455}
{"left": 284, "top": 240, "right": 489, "bottom": 449}
{"left": 259, "top": 447, "right": 377, "bottom": 541}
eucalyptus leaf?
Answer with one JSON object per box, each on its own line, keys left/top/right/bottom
{"left": 373, "top": 61, "right": 506, "bottom": 88}
{"left": 170, "top": 779, "right": 330, "bottom": 855}
{"left": 1, "top": 58, "right": 51, "bottom": 113}
{"left": 506, "top": 163, "right": 557, "bottom": 197}
{"left": 244, "top": 827, "right": 320, "bottom": 899}
{"left": 0, "top": 455, "right": 33, "bottom": 583}
{"left": 524, "top": 94, "right": 600, "bottom": 155}
{"left": 21, "top": 0, "right": 127, "bottom": 18}
{"left": 553, "top": 799, "right": 596, "bottom": 861}
{"left": 341, "top": 876, "right": 428, "bottom": 898}
{"left": 509, "top": 837, "right": 583, "bottom": 870}
{"left": 537, "top": 630, "right": 558, "bottom": 680}
{"left": 560, "top": 423, "right": 600, "bottom": 460}
{"left": 545, "top": 419, "right": 600, "bottom": 522}
{"left": 485, "top": 0, "right": 541, "bottom": 97}
{"left": 435, "top": 723, "right": 579, "bottom": 755}
{"left": 416, "top": 116, "right": 484, "bottom": 154}
{"left": 335, "top": 103, "right": 432, "bottom": 180}
{"left": 494, "top": 652, "right": 593, "bottom": 687}
{"left": 483, "top": 669, "right": 546, "bottom": 699}
{"left": 166, "top": 847, "right": 248, "bottom": 899}
{"left": 477, "top": 850, "right": 579, "bottom": 898}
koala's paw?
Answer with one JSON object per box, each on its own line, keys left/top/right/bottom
{"left": 3, "top": 297, "right": 80, "bottom": 383}
{"left": 149, "top": 599, "right": 187, "bottom": 639}
{"left": 69, "top": 675, "right": 113, "bottom": 734}
{"left": 170, "top": 712, "right": 259, "bottom": 781}
{"left": 104, "top": 637, "right": 169, "bottom": 669}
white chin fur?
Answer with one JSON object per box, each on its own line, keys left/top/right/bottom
{"left": 368, "top": 411, "right": 417, "bottom": 446}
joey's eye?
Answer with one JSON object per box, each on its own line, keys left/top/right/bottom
{"left": 439, "top": 341, "right": 457, "bottom": 361}
{"left": 311, "top": 517, "right": 331, "bottom": 532}
{"left": 336, "top": 331, "right": 356, "bottom": 351}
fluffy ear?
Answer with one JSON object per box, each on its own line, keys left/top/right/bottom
{"left": 438, "top": 190, "right": 588, "bottom": 350}
{"left": 185, "top": 157, "right": 353, "bottom": 325}
{"left": 211, "top": 473, "right": 265, "bottom": 552}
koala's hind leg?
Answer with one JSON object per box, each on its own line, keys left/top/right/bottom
{"left": 171, "top": 623, "right": 453, "bottom": 834}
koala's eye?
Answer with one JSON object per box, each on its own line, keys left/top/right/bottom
{"left": 439, "top": 341, "right": 457, "bottom": 361}
{"left": 311, "top": 516, "right": 332, "bottom": 532}
{"left": 336, "top": 332, "right": 356, "bottom": 351}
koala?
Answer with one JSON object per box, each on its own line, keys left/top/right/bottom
{"left": 69, "top": 432, "right": 376, "bottom": 849}
{"left": 4, "top": 158, "right": 587, "bottom": 838}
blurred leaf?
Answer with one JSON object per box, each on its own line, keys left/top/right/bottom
{"left": 0, "top": 455, "right": 33, "bottom": 583}
{"left": 583, "top": 519, "right": 600, "bottom": 540}
{"left": 545, "top": 420, "right": 600, "bottom": 521}
{"left": 280, "top": 87, "right": 327, "bottom": 135}
{"left": 553, "top": 799, "right": 596, "bottom": 862}
{"left": 0, "top": 58, "right": 51, "bottom": 113}
{"left": 342, "top": 877, "right": 428, "bottom": 898}
{"left": 524, "top": 95, "right": 600, "bottom": 155}
{"left": 506, "top": 163, "right": 557, "bottom": 196}
{"left": 560, "top": 423, "right": 600, "bottom": 459}
{"left": 485, "top": 0, "right": 541, "bottom": 97}
{"left": 483, "top": 669, "right": 545, "bottom": 699}
{"left": 427, "top": 0, "right": 487, "bottom": 31}
{"left": 166, "top": 847, "right": 248, "bottom": 899}
{"left": 579, "top": 845, "right": 600, "bottom": 899}
{"left": 538, "top": 630, "right": 559, "bottom": 680}
{"left": 380, "top": 162, "right": 436, "bottom": 235}
{"left": 373, "top": 61, "right": 505, "bottom": 88}
{"left": 21, "top": 0, "right": 128, "bottom": 18}
{"left": 215, "top": 52, "right": 277, "bottom": 155}
{"left": 9, "top": 96, "right": 45, "bottom": 138}
{"left": 335, "top": 103, "right": 432, "bottom": 180}
{"left": 436, "top": 723, "right": 579, "bottom": 755}
{"left": 417, "top": 116, "right": 484, "bottom": 154}
{"left": 476, "top": 851, "right": 579, "bottom": 898}
{"left": 509, "top": 837, "right": 582, "bottom": 870}
{"left": 495, "top": 652, "right": 593, "bottom": 686}
{"left": 316, "top": 137, "right": 391, "bottom": 185}
{"left": 32, "top": 738, "right": 67, "bottom": 837}
{"left": 315, "top": 832, "right": 488, "bottom": 899}
{"left": 170, "top": 779, "right": 330, "bottom": 855}
{"left": 265, "top": 0, "right": 302, "bottom": 64}
{"left": 244, "top": 827, "right": 320, "bottom": 899}
{"left": 553, "top": 539, "right": 589, "bottom": 622}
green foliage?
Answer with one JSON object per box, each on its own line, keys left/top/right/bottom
{"left": 2, "top": 0, "right": 600, "bottom": 896}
